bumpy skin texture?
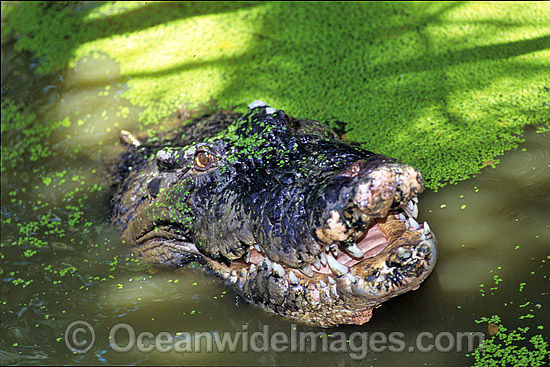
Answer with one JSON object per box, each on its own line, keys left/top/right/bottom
{"left": 110, "top": 101, "right": 437, "bottom": 327}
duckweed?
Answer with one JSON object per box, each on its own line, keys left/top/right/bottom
{"left": 470, "top": 315, "right": 549, "bottom": 367}
{"left": 4, "top": 1, "right": 549, "bottom": 189}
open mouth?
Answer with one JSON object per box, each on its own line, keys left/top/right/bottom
{"left": 115, "top": 102, "right": 439, "bottom": 327}
{"left": 220, "top": 194, "right": 436, "bottom": 305}
{"left": 129, "top": 157, "right": 437, "bottom": 328}
{"left": 206, "top": 161, "right": 438, "bottom": 309}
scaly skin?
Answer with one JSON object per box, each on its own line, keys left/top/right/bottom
{"left": 110, "top": 101, "right": 437, "bottom": 327}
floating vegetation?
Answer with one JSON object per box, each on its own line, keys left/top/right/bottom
{"left": 470, "top": 315, "right": 549, "bottom": 367}
{"left": 4, "top": 1, "right": 549, "bottom": 189}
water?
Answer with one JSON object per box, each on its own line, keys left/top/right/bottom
{"left": 2, "top": 50, "right": 549, "bottom": 366}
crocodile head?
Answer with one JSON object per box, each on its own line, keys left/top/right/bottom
{"left": 111, "top": 101, "right": 437, "bottom": 327}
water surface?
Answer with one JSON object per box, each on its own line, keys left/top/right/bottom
{"left": 1, "top": 51, "right": 548, "bottom": 366}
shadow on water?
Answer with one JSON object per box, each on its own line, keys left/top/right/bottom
{"left": 207, "top": 2, "right": 548, "bottom": 182}
{"left": 7, "top": 2, "right": 547, "bottom": 157}
{"left": 4, "top": 2, "right": 261, "bottom": 77}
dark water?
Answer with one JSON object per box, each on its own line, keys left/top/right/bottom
{"left": 1, "top": 53, "right": 548, "bottom": 366}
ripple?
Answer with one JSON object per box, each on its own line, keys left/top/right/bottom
{"left": 482, "top": 129, "right": 550, "bottom": 197}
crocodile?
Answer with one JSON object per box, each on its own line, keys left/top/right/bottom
{"left": 110, "top": 101, "right": 437, "bottom": 327}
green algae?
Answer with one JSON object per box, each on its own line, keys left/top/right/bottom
{"left": 4, "top": 1, "right": 549, "bottom": 190}
{"left": 470, "top": 315, "right": 549, "bottom": 367}
{"left": 215, "top": 107, "right": 284, "bottom": 165}
{"left": 0, "top": 95, "right": 143, "bottom": 350}
{"left": 469, "top": 246, "right": 550, "bottom": 366}
{"left": 0, "top": 99, "right": 57, "bottom": 172}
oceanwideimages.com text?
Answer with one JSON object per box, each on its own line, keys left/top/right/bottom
{"left": 65, "top": 321, "right": 484, "bottom": 360}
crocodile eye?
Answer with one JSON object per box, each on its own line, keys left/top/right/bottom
{"left": 194, "top": 150, "right": 216, "bottom": 170}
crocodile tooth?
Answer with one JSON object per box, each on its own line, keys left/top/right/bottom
{"left": 263, "top": 257, "right": 272, "bottom": 271}
{"left": 231, "top": 270, "right": 237, "bottom": 277}
{"left": 240, "top": 268, "right": 248, "bottom": 277}
{"left": 403, "top": 200, "right": 417, "bottom": 218}
{"left": 412, "top": 196, "right": 418, "bottom": 203}
{"left": 324, "top": 246, "right": 330, "bottom": 253}
{"left": 327, "top": 254, "right": 349, "bottom": 276}
{"left": 313, "top": 256, "right": 322, "bottom": 271}
{"left": 343, "top": 243, "right": 364, "bottom": 258}
{"left": 347, "top": 273, "right": 357, "bottom": 283}
{"left": 319, "top": 251, "right": 327, "bottom": 266}
{"left": 423, "top": 221, "right": 431, "bottom": 235}
{"left": 405, "top": 201, "right": 418, "bottom": 218}
{"left": 421, "top": 233, "right": 427, "bottom": 241}
{"left": 403, "top": 201, "right": 412, "bottom": 217}
{"left": 288, "top": 270, "right": 299, "bottom": 284}
{"left": 249, "top": 264, "right": 257, "bottom": 273}
{"left": 408, "top": 217, "right": 420, "bottom": 230}
{"left": 272, "top": 262, "right": 286, "bottom": 278}
{"left": 319, "top": 279, "right": 327, "bottom": 288}
{"left": 327, "top": 276, "right": 336, "bottom": 285}
{"left": 330, "top": 244, "right": 338, "bottom": 257}
{"left": 398, "top": 213, "right": 406, "bottom": 222}
{"left": 244, "top": 251, "right": 250, "bottom": 264}
{"left": 254, "top": 244, "right": 262, "bottom": 253}
{"left": 299, "top": 264, "right": 314, "bottom": 278}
